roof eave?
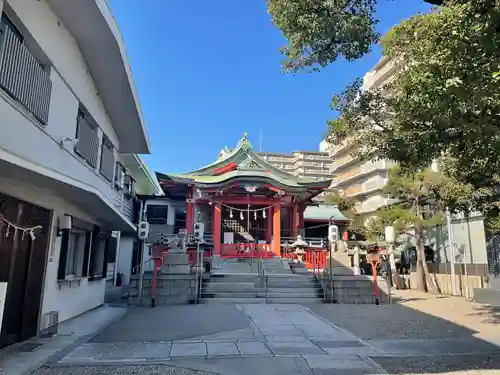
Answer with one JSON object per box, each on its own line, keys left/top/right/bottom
{"left": 47, "top": 0, "right": 151, "bottom": 154}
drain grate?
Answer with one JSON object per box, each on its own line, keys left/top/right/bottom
{"left": 17, "top": 343, "right": 43, "bottom": 352}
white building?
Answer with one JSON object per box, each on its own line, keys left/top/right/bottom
{"left": 328, "top": 57, "right": 398, "bottom": 214}
{"left": 0, "top": 0, "right": 152, "bottom": 348}
{"left": 112, "top": 155, "right": 163, "bottom": 287}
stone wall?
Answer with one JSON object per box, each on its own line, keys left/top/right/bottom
{"left": 319, "top": 274, "right": 390, "bottom": 304}
{"left": 129, "top": 274, "right": 197, "bottom": 305}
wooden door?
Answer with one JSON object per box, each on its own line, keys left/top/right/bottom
{"left": 0, "top": 193, "right": 52, "bottom": 349}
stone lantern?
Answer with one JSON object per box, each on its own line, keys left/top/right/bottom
{"left": 291, "top": 235, "right": 308, "bottom": 263}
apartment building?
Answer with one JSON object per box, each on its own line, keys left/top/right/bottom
{"left": 328, "top": 57, "right": 398, "bottom": 214}
{"left": 0, "top": 0, "right": 153, "bottom": 348}
{"left": 258, "top": 149, "right": 333, "bottom": 199}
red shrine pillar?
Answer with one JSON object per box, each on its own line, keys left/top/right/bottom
{"left": 265, "top": 207, "right": 273, "bottom": 243}
{"left": 291, "top": 203, "right": 298, "bottom": 239}
{"left": 212, "top": 202, "right": 222, "bottom": 256}
{"left": 186, "top": 184, "right": 195, "bottom": 234}
{"left": 272, "top": 203, "right": 281, "bottom": 257}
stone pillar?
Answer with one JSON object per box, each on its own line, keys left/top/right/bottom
{"left": 353, "top": 246, "right": 361, "bottom": 275}
{"left": 161, "top": 234, "right": 190, "bottom": 274}
{"left": 272, "top": 204, "right": 281, "bottom": 257}
{"left": 186, "top": 185, "right": 195, "bottom": 234}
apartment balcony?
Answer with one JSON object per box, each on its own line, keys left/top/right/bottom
{"left": 328, "top": 140, "right": 352, "bottom": 157}
{"left": 333, "top": 159, "right": 393, "bottom": 186}
{"left": 331, "top": 153, "right": 356, "bottom": 172}
{"left": 343, "top": 177, "right": 387, "bottom": 198}
{"left": 0, "top": 24, "right": 52, "bottom": 124}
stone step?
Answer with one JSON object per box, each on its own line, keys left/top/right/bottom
{"left": 266, "top": 291, "right": 322, "bottom": 298}
{"left": 266, "top": 287, "right": 321, "bottom": 294}
{"left": 266, "top": 296, "right": 325, "bottom": 304}
{"left": 202, "top": 282, "right": 258, "bottom": 291}
{"left": 200, "top": 297, "right": 265, "bottom": 304}
{"left": 202, "top": 291, "right": 261, "bottom": 298}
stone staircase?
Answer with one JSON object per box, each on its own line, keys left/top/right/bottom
{"left": 200, "top": 257, "right": 325, "bottom": 304}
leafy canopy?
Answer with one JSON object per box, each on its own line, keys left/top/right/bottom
{"left": 328, "top": 0, "right": 500, "bottom": 191}
{"left": 267, "top": 0, "right": 445, "bottom": 72}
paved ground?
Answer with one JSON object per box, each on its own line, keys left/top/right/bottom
{"left": 4, "top": 289, "right": 500, "bottom": 374}
{"left": 47, "top": 304, "right": 385, "bottom": 375}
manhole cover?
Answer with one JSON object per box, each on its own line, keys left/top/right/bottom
{"left": 18, "top": 343, "right": 43, "bottom": 352}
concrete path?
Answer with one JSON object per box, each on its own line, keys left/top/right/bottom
{"left": 0, "top": 306, "right": 126, "bottom": 375}
{"left": 52, "top": 304, "right": 386, "bottom": 374}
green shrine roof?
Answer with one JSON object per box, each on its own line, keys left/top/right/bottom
{"left": 303, "top": 205, "right": 349, "bottom": 221}
{"left": 157, "top": 133, "right": 333, "bottom": 192}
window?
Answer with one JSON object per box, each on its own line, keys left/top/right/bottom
{"left": 147, "top": 205, "right": 169, "bottom": 224}
{"left": 114, "top": 162, "right": 125, "bottom": 189}
{"left": 1, "top": 13, "right": 23, "bottom": 43}
{"left": 75, "top": 108, "right": 99, "bottom": 168}
{"left": 99, "top": 136, "right": 115, "bottom": 182}
{"left": 90, "top": 236, "right": 107, "bottom": 278}
{"left": 58, "top": 228, "right": 91, "bottom": 279}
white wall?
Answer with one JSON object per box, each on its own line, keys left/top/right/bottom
{"left": 0, "top": 177, "right": 106, "bottom": 324}
{"left": 0, "top": 0, "right": 124, "bottom": 207}
{"left": 117, "top": 236, "right": 134, "bottom": 285}
{"left": 7, "top": 0, "right": 119, "bottom": 146}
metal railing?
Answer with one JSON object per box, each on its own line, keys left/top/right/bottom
{"left": 0, "top": 24, "right": 52, "bottom": 124}
{"left": 257, "top": 257, "right": 268, "bottom": 301}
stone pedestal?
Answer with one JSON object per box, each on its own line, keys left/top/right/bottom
{"left": 326, "top": 253, "right": 354, "bottom": 276}
{"left": 161, "top": 248, "right": 190, "bottom": 274}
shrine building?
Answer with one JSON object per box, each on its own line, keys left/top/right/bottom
{"left": 155, "top": 134, "right": 348, "bottom": 259}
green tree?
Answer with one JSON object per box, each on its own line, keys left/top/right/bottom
{"left": 267, "top": 0, "right": 448, "bottom": 72}
{"left": 375, "top": 166, "right": 444, "bottom": 292}
{"left": 327, "top": 0, "right": 500, "bottom": 191}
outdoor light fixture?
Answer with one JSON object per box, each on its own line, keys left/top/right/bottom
{"left": 57, "top": 214, "right": 72, "bottom": 236}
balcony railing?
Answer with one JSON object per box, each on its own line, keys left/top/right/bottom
{"left": 0, "top": 24, "right": 52, "bottom": 124}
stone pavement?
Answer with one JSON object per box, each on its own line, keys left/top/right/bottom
{"left": 49, "top": 304, "right": 386, "bottom": 375}
{"left": 0, "top": 306, "right": 126, "bottom": 375}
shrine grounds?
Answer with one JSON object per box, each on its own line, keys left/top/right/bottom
{"left": 1, "top": 290, "right": 500, "bottom": 375}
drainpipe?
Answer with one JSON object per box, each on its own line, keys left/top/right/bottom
{"left": 113, "top": 231, "right": 122, "bottom": 287}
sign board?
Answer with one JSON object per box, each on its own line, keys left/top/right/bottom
{"left": 137, "top": 221, "right": 150, "bottom": 240}
{"left": 193, "top": 222, "right": 205, "bottom": 241}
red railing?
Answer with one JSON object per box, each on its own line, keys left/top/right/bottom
{"left": 221, "top": 243, "right": 275, "bottom": 258}
{"left": 281, "top": 249, "right": 328, "bottom": 271}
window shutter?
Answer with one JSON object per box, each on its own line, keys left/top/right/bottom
{"left": 103, "top": 237, "right": 116, "bottom": 278}
{"left": 57, "top": 230, "right": 70, "bottom": 280}
{"left": 84, "top": 226, "right": 99, "bottom": 277}
{"left": 88, "top": 226, "right": 100, "bottom": 278}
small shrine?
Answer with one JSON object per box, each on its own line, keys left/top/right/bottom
{"left": 156, "top": 133, "right": 334, "bottom": 261}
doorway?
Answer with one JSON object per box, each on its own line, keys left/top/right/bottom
{"left": 0, "top": 192, "right": 52, "bottom": 349}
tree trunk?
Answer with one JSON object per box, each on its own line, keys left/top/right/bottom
{"left": 414, "top": 227, "right": 427, "bottom": 292}
{"left": 415, "top": 225, "right": 438, "bottom": 293}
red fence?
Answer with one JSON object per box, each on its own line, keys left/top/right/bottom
{"left": 221, "top": 243, "right": 275, "bottom": 259}
{"left": 281, "top": 249, "right": 328, "bottom": 271}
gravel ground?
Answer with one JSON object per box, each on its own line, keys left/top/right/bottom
{"left": 33, "top": 365, "right": 216, "bottom": 375}
{"left": 372, "top": 353, "right": 500, "bottom": 374}
{"left": 305, "top": 290, "right": 500, "bottom": 341}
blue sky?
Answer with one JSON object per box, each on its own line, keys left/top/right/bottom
{"left": 108, "top": 0, "right": 432, "bottom": 174}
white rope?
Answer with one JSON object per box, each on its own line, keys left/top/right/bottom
{"left": 0, "top": 215, "right": 42, "bottom": 240}
{"left": 217, "top": 202, "right": 278, "bottom": 212}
